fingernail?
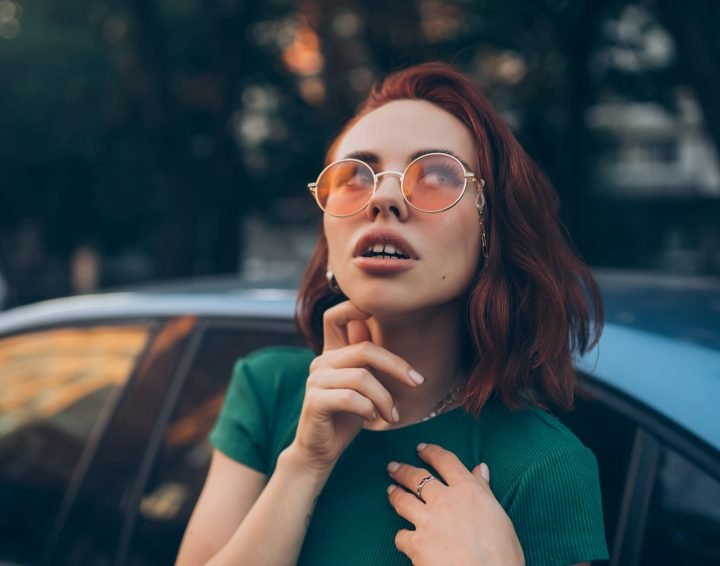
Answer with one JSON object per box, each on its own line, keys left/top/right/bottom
{"left": 387, "top": 484, "right": 397, "bottom": 494}
{"left": 392, "top": 406, "right": 400, "bottom": 423}
{"left": 387, "top": 461, "right": 400, "bottom": 473}
{"left": 416, "top": 442, "right": 427, "bottom": 451}
{"left": 408, "top": 369, "right": 425, "bottom": 384}
{"left": 480, "top": 462, "right": 490, "bottom": 482}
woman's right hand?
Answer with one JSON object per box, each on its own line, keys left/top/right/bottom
{"left": 289, "top": 300, "right": 423, "bottom": 475}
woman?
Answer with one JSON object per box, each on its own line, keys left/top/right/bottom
{"left": 177, "top": 62, "right": 610, "bottom": 566}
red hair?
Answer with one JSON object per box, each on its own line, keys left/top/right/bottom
{"left": 295, "top": 62, "right": 603, "bottom": 415}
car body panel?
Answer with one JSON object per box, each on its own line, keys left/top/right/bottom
{"left": 0, "top": 289, "right": 297, "bottom": 335}
{"left": 576, "top": 324, "right": 720, "bottom": 453}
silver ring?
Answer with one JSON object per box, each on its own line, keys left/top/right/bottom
{"left": 415, "top": 475, "right": 437, "bottom": 503}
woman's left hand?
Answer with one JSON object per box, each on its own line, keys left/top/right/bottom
{"left": 386, "top": 443, "right": 525, "bottom": 566}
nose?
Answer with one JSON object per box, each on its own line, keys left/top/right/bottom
{"left": 366, "top": 171, "right": 409, "bottom": 221}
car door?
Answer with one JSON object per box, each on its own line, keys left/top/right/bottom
{"left": 42, "top": 316, "right": 200, "bottom": 566}
{"left": 0, "top": 320, "right": 156, "bottom": 566}
{"left": 112, "top": 317, "right": 304, "bottom": 566}
{"left": 563, "top": 375, "right": 720, "bottom": 566}
{"left": 609, "top": 414, "right": 720, "bottom": 565}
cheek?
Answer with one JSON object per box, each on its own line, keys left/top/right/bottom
{"left": 434, "top": 211, "right": 482, "bottom": 280}
{"left": 323, "top": 217, "right": 352, "bottom": 269}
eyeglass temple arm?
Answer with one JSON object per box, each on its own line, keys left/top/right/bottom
{"left": 307, "top": 183, "right": 317, "bottom": 194}
{"left": 466, "top": 173, "right": 486, "bottom": 188}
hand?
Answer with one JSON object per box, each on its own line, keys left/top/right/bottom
{"left": 290, "top": 300, "right": 424, "bottom": 474}
{"left": 386, "top": 443, "right": 525, "bottom": 566}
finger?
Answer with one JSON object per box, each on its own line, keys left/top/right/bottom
{"left": 322, "top": 301, "right": 371, "bottom": 350}
{"left": 309, "top": 388, "right": 378, "bottom": 422}
{"left": 471, "top": 463, "right": 495, "bottom": 495}
{"left": 386, "top": 461, "right": 446, "bottom": 503}
{"left": 393, "top": 528, "right": 414, "bottom": 558}
{"left": 387, "top": 483, "right": 425, "bottom": 523}
{"left": 472, "top": 462, "right": 491, "bottom": 483}
{"left": 416, "top": 443, "right": 473, "bottom": 485}
{"left": 321, "top": 341, "right": 424, "bottom": 388}
{"left": 347, "top": 318, "right": 371, "bottom": 344}
{"left": 312, "top": 367, "right": 397, "bottom": 424}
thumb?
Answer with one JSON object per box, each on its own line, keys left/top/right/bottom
{"left": 473, "top": 462, "right": 490, "bottom": 483}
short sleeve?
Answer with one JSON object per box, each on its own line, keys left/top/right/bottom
{"left": 507, "top": 445, "right": 610, "bottom": 566}
{"left": 208, "top": 357, "right": 270, "bottom": 474}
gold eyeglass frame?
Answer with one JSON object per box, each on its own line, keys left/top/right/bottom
{"left": 307, "top": 151, "right": 486, "bottom": 217}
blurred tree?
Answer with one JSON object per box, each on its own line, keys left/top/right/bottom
{"left": 0, "top": 0, "right": 718, "bottom": 306}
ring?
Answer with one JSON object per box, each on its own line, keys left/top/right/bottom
{"left": 415, "top": 475, "right": 437, "bottom": 503}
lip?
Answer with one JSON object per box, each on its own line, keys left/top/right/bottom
{"left": 352, "top": 229, "right": 420, "bottom": 260}
{"left": 353, "top": 256, "right": 418, "bottom": 274}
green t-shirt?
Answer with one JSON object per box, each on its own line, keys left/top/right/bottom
{"left": 209, "top": 347, "right": 610, "bottom": 566}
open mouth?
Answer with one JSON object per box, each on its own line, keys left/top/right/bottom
{"left": 361, "top": 243, "right": 410, "bottom": 260}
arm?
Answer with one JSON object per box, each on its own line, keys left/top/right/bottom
{"left": 176, "top": 450, "right": 268, "bottom": 565}
{"left": 205, "top": 444, "right": 332, "bottom": 565}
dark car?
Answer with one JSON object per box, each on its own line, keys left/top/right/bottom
{"left": 0, "top": 271, "right": 718, "bottom": 566}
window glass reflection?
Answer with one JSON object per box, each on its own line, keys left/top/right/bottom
{"left": 125, "top": 327, "right": 304, "bottom": 565}
{"left": 640, "top": 446, "right": 720, "bottom": 565}
{"left": 0, "top": 325, "right": 150, "bottom": 565}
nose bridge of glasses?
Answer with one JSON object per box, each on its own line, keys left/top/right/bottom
{"left": 373, "top": 169, "right": 404, "bottom": 195}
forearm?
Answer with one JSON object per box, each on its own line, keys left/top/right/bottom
{"left": 206, "top": 444, "right": 332, "bottom": 566}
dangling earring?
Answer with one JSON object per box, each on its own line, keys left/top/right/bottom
{"left": 476, "top": 191, "right": 489, "bottom": 259}
{"left": 326, "top": 271, "right": 343, "bottom": 294}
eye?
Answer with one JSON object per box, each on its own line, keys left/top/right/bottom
{"left": 421, "top": 165, "right": 462, "bottom": 187}
{"left": 338, "top": 165, "right": 373, "bottom": 189}
{"left": 349, "top": 168, "right": 374, "bottom": 186}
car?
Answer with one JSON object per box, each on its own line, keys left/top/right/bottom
{"left": 0, "top": 270, "right": 718, "bottom": 566}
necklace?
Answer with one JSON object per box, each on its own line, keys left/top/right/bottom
{"left": 415, "top": 382, "right": 463, "bottom": 423}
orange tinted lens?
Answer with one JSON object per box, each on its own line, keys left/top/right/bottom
{"left": 316, "top": 160, "right": 374, "bottom": 215}
{"left": 404, "top": 154, "right": 465, "bottom": 211}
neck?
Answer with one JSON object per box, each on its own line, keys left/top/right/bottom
{"left": 362, "top": 300, "right": 468, "bottom": 429}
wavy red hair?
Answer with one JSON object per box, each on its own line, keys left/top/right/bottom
{"left": 295, "top": 62, "right": 603, "bottom": 416}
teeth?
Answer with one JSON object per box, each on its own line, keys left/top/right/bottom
{"left": 362, "top": 241, "right": 410, "bottom": 258}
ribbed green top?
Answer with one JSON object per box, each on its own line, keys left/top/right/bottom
{"left": 209, "top": 347, "right": 610, "bottom": 566}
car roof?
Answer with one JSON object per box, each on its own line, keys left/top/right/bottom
{"left": 1, "top": 270, "right": 718, "bottom": 451}
{"left": 0, "top": 286, "right": 298, "bottom": 332}
{"left": 581, "top": 270, "right": 720, "bottom": 452}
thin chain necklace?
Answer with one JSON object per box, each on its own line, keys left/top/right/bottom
{"left": 415, "top": 382, "right": 463, "bottom": 424}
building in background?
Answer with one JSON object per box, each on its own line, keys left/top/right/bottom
{"left": 588, "top": 89, "right": 720, "bottom": 274}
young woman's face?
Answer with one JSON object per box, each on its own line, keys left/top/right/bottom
{"left": 324, "top": 99, "right": 483, "bottom": 318}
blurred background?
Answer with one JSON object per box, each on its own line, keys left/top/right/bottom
{"left": 1, "top": 0, "right": 719, "bottom": 309}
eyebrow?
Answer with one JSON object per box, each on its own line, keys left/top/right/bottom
{"left": 341, "top": 148, "right": 474, "bottom": 172}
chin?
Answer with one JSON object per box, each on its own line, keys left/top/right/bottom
{"left": 344, "top": 287, "right": 458, "bottom": 321}
{"left": 343, "top": 289, "right": 420, "bottom": 318}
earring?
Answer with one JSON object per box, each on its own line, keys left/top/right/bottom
{"left": 326, "top": 271, "right": 343, "bottom": 294}
{"left": 476, "top": 192, "right": 489, "bottom": 259}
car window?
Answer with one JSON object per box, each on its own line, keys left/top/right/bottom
{"left": 0, "top": 325, "right": 151, "bottom": 565}
{"left": 121, "top": 324, "right": 305, "bottom": 566}
{"left": 639, "top": 445, "right": 720, "bottom": 565}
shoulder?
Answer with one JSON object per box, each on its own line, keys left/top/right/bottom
{"left": 483, "top": 400, "right": 609, "bottom": 563}
{"left": 233, "top": 346, "right": 315, "bottom": 392}
{"left": 488, "top": 398, "right": 584, "bottom": 450}
{"left": 225, "top": 346, "right": 315, "bottom": 422}
{"left": 483, "top": 399, "right": 596, "bottom": 499}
